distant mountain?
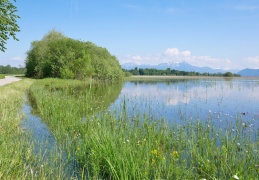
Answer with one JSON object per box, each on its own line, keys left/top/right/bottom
{"left": 121, "top": 62, "right": 235, "bottom": 74}
{"left": 238, "top": 69, "right": 259, "bottom": 76}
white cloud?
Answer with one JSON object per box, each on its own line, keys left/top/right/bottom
{"left": 119, "top": 48, "right": 235, "bottom": 70}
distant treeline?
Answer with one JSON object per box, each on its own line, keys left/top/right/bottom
{"left": 124, "top": 67, "right": 240, "bottom": 77}
{"left": 0, "top": 65, "right": 26, "bottom": 74}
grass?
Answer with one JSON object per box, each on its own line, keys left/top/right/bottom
{"left": 28, "top": 78, "right": 259, "bottom": 179}
{"left": 0, "top": 79, "right": 75, "bottom": 179}
{"left": 0, "top": 79, "right": 34, "bottom": 178}
{"left": 0, "top": 74, "right": 5, "bottom": 79}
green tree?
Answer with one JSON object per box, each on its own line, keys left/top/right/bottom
{"left": 223, "top": 72, "right": 234, "bottom": 77}
{"left": 0, "top": 0, "right": 20, "bottom": 52}
{"left": 25, "top": 30, "right": 124, "bottom": 81}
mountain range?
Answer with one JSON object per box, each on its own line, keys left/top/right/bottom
{"left": 121, "top": 62, "right": 259, "bottom": 76}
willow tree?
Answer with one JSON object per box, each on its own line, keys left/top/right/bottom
{"left": 0, "top": 0, "right": 20, "bottom": 52}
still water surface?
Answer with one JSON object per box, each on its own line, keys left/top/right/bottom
{"left": 110, "top": 78, "right": 259, "bottom": 130}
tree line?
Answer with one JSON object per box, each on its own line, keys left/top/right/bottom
{"left": 124, "top": 67, "right": 240, "bottom": 77}
{"left": 0, "top": 65, "right": 26, "bottom": 74}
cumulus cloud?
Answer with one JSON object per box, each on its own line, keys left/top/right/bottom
{"left": 119, "top": 48, "right": 235, "bottom": 70}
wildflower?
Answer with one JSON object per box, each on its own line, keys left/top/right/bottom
{"left": 77, "top": 147, "right": 80, "bottom": 151}
{"left": 162, "top": 157, "right": 166, "bottom": 161}
{"left": 151, "top": 149, "right": 158, "bottom": 156}
{"left": 41, "top": 164, "right": 44, "bottom": 168}
{"left": 233, "top": 174, "right": 239, "bottom": 180}
{"left": 171, "top": 151, "right": 179, "bottom": 158}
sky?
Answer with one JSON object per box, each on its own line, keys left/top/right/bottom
{"left": 1, "top": 0, "right": 259, "bottom": 70}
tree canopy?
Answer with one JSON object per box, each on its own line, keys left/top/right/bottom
{"left": 0, "top": 0, "right": 20, "bottom": 52}
{"left": 25, "top": 30, "right": 124, "bottom": 81}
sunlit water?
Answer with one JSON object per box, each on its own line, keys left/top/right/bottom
{"left": 109, "top": 78, "right": 259, "bottom": 131}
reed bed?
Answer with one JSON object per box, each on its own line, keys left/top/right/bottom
{"left": 27, "top": 78, "right": 259, "bottom": 179}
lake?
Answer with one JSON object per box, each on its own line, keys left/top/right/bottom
{"left": 109, "top": 77, "right": 259, "bottom": 132}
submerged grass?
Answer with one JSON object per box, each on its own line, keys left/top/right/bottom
{"left": 28, "top": 78, "right": 259, "bottom": 179}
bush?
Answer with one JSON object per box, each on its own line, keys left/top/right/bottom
{"left": 25, "top": 30, "right": 124, "bottom": 81}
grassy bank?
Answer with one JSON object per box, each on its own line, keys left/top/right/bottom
{"left": 0, "top": 79, "right": 74, "bottom": 179}
{"left": 0, "top": 79, "right": 34, "bottom": 178}
{"left": 28, "top": 78, "right": 259, "bottom": 179}
{"left": 0, "top": 74, "right": 5, "bottom": 79}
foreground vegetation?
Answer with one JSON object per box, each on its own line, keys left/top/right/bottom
{"left": 0, "top": 79, "right": 79, "bottom": 179}
{"left": 0, "top": 79, "right": 33, "bottom": 178}
{"left": 27, "top": 78, "right": 259, "bottom": 179}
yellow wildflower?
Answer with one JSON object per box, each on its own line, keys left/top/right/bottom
{"left": 151, "top": 149, "right": 158, "bottom": 156}
{"left": 171, "top": 151, "right": 179, "bottom": 158}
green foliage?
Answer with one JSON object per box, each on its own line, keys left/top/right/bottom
{"left": 223, "top": 72, "right": 234, "bottom": 77}
{"left": 0, "top": 0, "right": 20, "bottom": 52}
{"left": 25, "top": 30, "right": 124, "bottom": 81}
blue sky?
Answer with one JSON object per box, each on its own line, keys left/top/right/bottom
{"left": 1, "top": 0, "right": 259, "bottom": 70}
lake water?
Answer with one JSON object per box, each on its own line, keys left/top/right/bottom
{"left": 109, "top": 77, "right": 259, "bottom": 131}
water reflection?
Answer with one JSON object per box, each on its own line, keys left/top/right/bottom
{"left": 21, "top": 103, "right": 77, "bottom": 178}
{"left": 110, "top": 78, "right": 259, "bottom": 130}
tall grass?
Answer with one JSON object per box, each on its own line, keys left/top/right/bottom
{"left": 0, "top": 79, "right": 35, "bottom": 178}
{"left": 28, "top": 78, "right": 259, "bottom": 179}
{"left": 0, "top": 79, "right": 74, "bottom": 179}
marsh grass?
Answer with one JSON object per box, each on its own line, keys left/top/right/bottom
{"left": 0, "top": 79, "right": 76, "bottom": 179}
{"left": 28, "top": 78, "right": 259, "bottom": 179}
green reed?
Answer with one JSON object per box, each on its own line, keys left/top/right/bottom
{"left": 28, "top": 78, "right": 259, "bottom": 179}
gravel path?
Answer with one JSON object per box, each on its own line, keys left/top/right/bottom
{"left": 0, "top": 76, "right": 21, "bottom": 86}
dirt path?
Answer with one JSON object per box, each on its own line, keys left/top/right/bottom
{"left": 0, "top": 76, "right": 21, "bottom": 86}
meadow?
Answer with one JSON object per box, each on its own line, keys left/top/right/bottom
{"left": 1, "top": 77, "right": 259, "bottom": 179}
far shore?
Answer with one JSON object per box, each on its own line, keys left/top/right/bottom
{"left": 125, "top": 75, "right": 259, "bottom": 81}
